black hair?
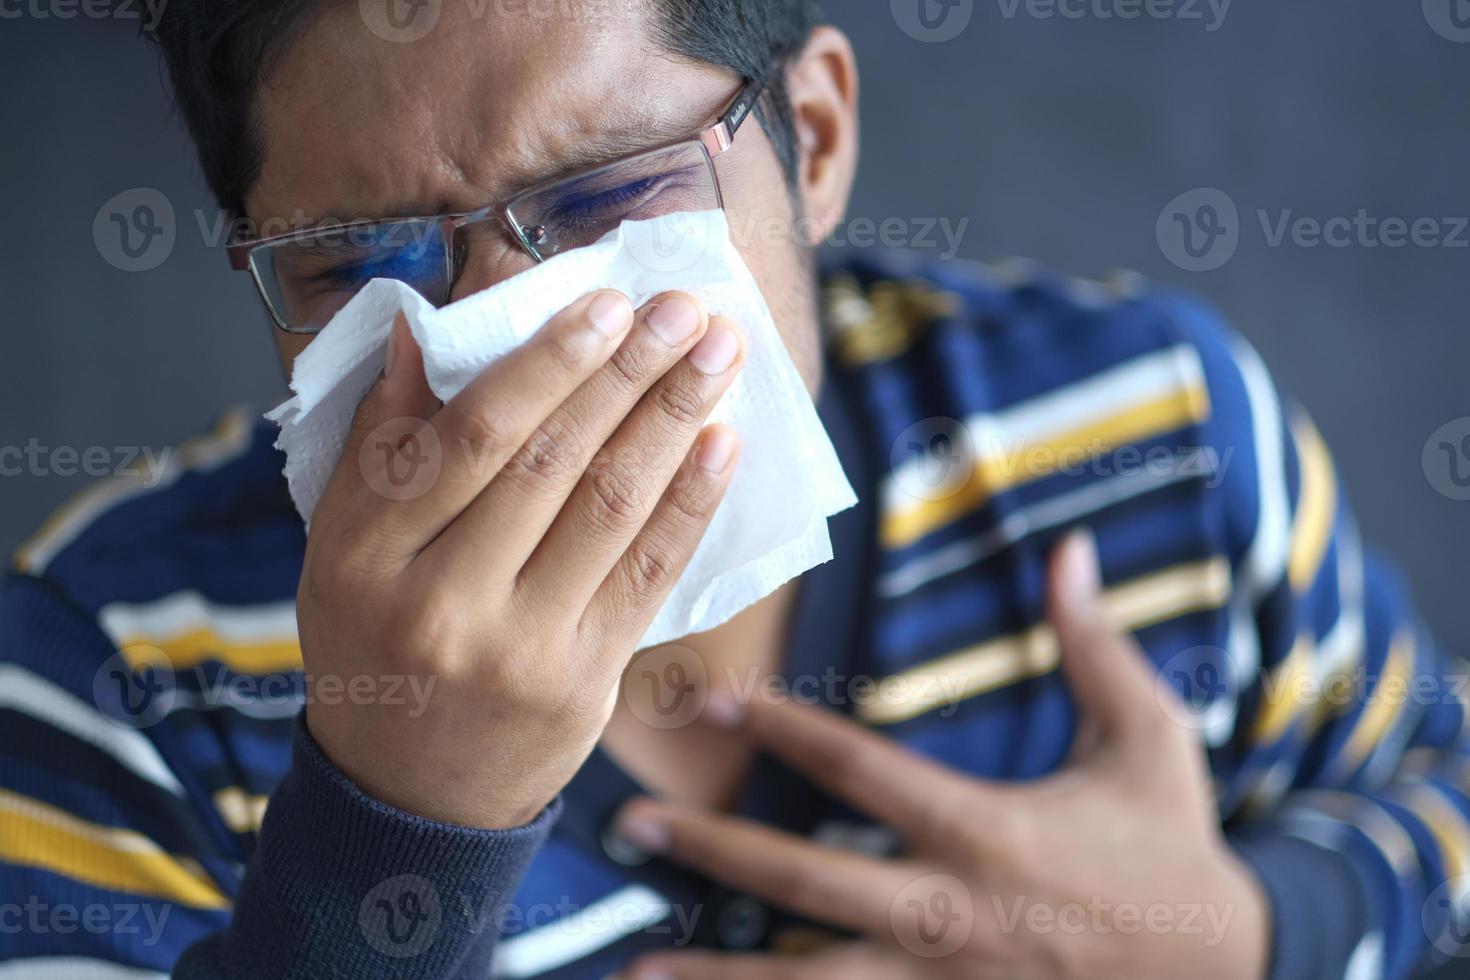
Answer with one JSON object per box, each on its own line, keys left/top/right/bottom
{"left": 144, "top": 0, "right": 824, "bottom": 217}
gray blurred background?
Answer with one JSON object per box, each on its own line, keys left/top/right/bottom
{"left": 1, "top": 0, "right": 1466, "bottom": 670}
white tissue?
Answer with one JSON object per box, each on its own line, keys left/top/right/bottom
{"left": 267, "top": 210, "right": 856, "bottom": 648}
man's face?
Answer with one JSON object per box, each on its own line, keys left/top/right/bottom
{"left": 246, "top": 1, "right": 834, "bottom": 393}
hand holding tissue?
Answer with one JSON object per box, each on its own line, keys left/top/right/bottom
{"left": 268, "top": 210, "right": 856, "bottom": 648}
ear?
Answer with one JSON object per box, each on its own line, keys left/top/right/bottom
{"left": 785, "top": 25, "right": 860, "bottom": 244}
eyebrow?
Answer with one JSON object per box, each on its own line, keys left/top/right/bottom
{"left": 546, "top": 119, "right": 699, "bottom": 177}
{"left": 320, "top": 117, "right": 703, "bottom": 226}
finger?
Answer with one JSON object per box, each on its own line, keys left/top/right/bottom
{"left": 626, "top": 942, "right": 901, "bottom": 980}
{"left": 1046, "top": 528, "right": 1163, "bottom": 743}
{"left": 612, "top": 799, "right": 912, "bottom": 935}
{"left": 322, "top": 314, "right": 439, "bottom": 520}
{"left": 543, "top": 316, "right": 743, "bottom": 615}
{"left": 701, "top": 692, "right": 982, "bottom": 847}
{"left": 433, "top": 293, "right": 711, "bottom": 575}
{"left": 579, "top": 423, "right": 738, "bottom": 648}
{"left": 388, "top": 289, "right": 636, "bottom": 550}
{"left": 380, "top": 313, "right": 441, "bottom": 421}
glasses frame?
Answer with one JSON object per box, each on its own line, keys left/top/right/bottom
{"left": 228, "top": 75, "right": 767, "bottom": 333}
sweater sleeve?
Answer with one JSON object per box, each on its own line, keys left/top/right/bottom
{"left": 174, "top": 723, "right": 560, "bottom": 979}
{"left": 0, "top": 571, "right": 558, "bottom": 979}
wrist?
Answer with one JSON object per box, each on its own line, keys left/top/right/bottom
{"left": 305, "top": 704, "right": 567, "bottom": 830}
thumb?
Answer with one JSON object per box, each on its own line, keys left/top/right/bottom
{"left": 381, "top": 311, "right": 437, "bottom": 414}
{"left": 318, "top": 313, "right": 440, "bottom": 523}
{"left": 342, "top": 312, "right": 439, "bottom": 464}
{"left": 1046, "top": 528, "right": 1161, "bottom": 743}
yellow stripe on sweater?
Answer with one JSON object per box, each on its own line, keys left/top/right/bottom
{"left": 1252, "top": 634, "right": 1316, "bottom": 744}
{"left": 0, "top": 790, "right": 229, "bottom": 909}
{"left": 118, "top": 632, "right": 302, "bottom": 676}
{"left": 1336, "top": 630, "right": 1417, "bottom": 776}
{"left": 881, "top": 384, "right": 1210, "bottom": 549}
{"left": 1287, "top": 416, "right": 1337, "bottom": 592}
{"left": 858, "top": 557, "right": 1231, "bottom": 725}
{"left": 1398, "top": 783, "right": 1470, "bottom": 882}
{"left": 213, "top": 787, "right": 269, "bottom": 835}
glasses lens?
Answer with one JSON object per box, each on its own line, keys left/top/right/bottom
{"left": 252, "top": 220, "right": 451, "bottom": 332}
{"left": 507, "top": 143, "right": 720, "bottom": 259}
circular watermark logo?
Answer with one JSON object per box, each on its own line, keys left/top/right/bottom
{"left": 1423, "top": 874, "right": 1470, "bottom": 957}
{"left": 622, "top": 209, "right": 722, "bottom": 276}
{"left": 92, "top": 648, "right": 177, "bottom": 729}
{"left": 359, "top": 417, "right": 443, "bottom": 501}
{"left": 359, "top": 874, "right": 442, "bottom": 958}
{"left": 1423, "top": 0, "right": 1470, "bottom": 42}
{"left": 93, "top": 188, "right": 175, "bottom": 273}
{"left": 892, "top": 0, "right": 976, "bottom": 42}
{"left": 1423, "top": 417, "right": 1470, "bottom": 501}
{"left": 1156, "top": 187, "right": 1239, "bottom": 272}
{"left": 1155, "top": 645, "right": 1239, "bottom": 734}
{"left": 359, "top": 0, "right": 442, "bottom": 43}
{"left": 890, "top": 873, "right": 974, "bottom": 957}
{"left": 623, "top": 644, "right": 708, "bottom": 730}
{"left": 890, "top": 417, "right": 977, "bottom": 504}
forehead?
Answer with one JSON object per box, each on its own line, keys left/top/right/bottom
{"left": 248, "top": 0, "right": 733, "bottom": 223}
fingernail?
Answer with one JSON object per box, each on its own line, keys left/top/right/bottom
{"left": 687, "top": 323, "right": 740, "bottom": 376}
{"left": 697, "top": 428, "right": 736, "bottom": 474}
{"left": 647, "top": 297, "right": 701, "bottom": 346}
{"left": 588, "top": 291, "right": 634, "bottom": 338}
{"left": 702, "top": 689, "right": 744, "bottom": 728}
{"left": 615, "top": 812, "right": 670, "bottom": 855}
{"left": 1061, "top": 528, "right": 1101, "bottom": 604}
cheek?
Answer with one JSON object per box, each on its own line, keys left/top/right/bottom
{"left": 274, "top": 333, "right": 313, "bottom": 380}
{"left": 715, "top": 141, "right": 824, "bottom": 396}
{"left": 448, "top": 231, "right": 537, "bottom": 302}
{"left": 737, "top": 230, "right": 823, "bottom": 396}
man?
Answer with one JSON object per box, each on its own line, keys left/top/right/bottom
{"left": 2, "top": 1, "right": 1466, "bottom": 978}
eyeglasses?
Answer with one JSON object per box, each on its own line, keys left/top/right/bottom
{"left": 227, "top": 76, "right": 766, "bottom": 334}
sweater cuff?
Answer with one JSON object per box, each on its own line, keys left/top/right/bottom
{"left": 1229, "top": 829, "right": 1371, "bottom": 980}
{"left": 178, "top": 721, "right": 560, "bottom": 979}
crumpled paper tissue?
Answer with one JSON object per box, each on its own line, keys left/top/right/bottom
{"left": 267, "top": 209, "right": 856, "bottom": 647}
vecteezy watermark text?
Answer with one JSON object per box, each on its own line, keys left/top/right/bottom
{"left": 357, "top": 876, "right": 702, "bottom": 959}
{"left": 0, "top": 440, "right": 172, "bottom": 485}
{"left": 993, "top": 895, "right": 1237, "bottom": 946}
{"left": 995, "top": 0, "right": 1231, "bottom": 31}
{"left": 95, "top": 193, "right": 975, "bottom": 275}
{"left": 0, "top": 0, "right": 166, "bottom": 29}
{"left": 1158, "top": 188, "right": 1468, "bottom": 272}
{"left": 0, "top": 898, "right": 171, "bottom": 946}
{"left": 96, "top": 651, "right": 438, "bottom": 729}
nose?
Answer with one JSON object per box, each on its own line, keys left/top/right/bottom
{"left": 448, "top": 223, "right": 538, "bottom": 302}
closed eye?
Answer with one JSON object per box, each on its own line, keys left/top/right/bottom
{"left": 540, "top": 175, "right": 666, "bottom": 233}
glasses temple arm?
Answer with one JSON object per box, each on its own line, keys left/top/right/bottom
{"left": 702, "top": 75, "right": 768, "bottom": 156}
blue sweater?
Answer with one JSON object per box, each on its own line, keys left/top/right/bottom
{"left": 3, "top": 252, "right": 1467, "bottom": 979}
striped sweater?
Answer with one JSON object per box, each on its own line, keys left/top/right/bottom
{"left": 2, "top": 251, "right": 1468, "bottom": 979}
